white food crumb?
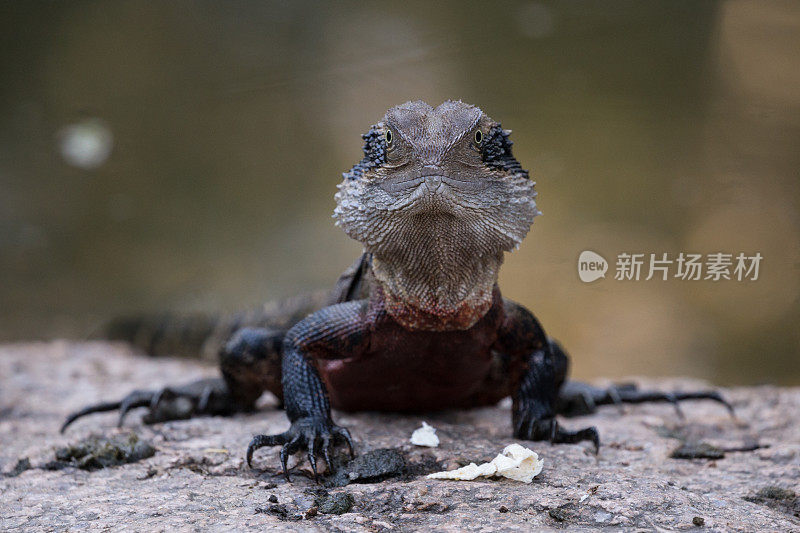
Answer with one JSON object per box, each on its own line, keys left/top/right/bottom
{"left": 427, "top": 461, "right": 497, "bottom": 481}
{"left": 426, "top": 443, "right": 544, "bottom": 483}
{"left": 410, "top": 421, "right": 440, "bottom": 447}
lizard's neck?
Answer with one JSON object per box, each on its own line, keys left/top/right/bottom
{"left": 368, "top": 213, "right": 505, "bottom": 331}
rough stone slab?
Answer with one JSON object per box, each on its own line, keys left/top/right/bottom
{"left": 1, "top": 341, "right": 798, "bottom": 531}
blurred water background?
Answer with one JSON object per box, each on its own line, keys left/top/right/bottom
{"left": 1, "top": 1, "right": 798, "bottom": 384}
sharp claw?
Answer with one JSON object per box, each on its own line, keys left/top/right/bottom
{"left": 117, "top": 392, "right": 152, "bottom": 427}
{"left": 197, "top": 386, "right": 213, "bottom": 413}
{"left": 336, "top": 427, "right": 355, "bottom": 458}
{"left": 607, "top": 387, "right": 625, "bottom": 415}
{"left": 280, "top": 446, "right": 291, "bottom": 482}
{"left": 588, "top": 427, "right": 600, "bottom": 454}
{"left": 724, "top": 402, "right": 736, "bottom": 420}
{"left": 307, "top": 450, "right": 319, "bottom": 483}
{"left": 117, "top": 398, "right": 136, "bottom": 427}
{"left": 525, "top": 418, "right": 536, "bottom": 441}
{"left": 513, "top": 413, "right": 524, "bottom": 436}
{"left": 698, "top": 391, "right": 736, "bottom": 419}
{"left": 246, "top": 434, "right": 285, "bottom": 468}
{"left": 60, "top": 418, "right": 75, "bottom": 434}
{"left": 552, "top": 424, "right": 600, "bottom": 452}
{"left": 667, "top": 394, "right": 686, "bottom": 420}
{"left": 280, "top": 435, "right": 303, "bottom": 481}
{"left": 307, "top": 429, "right": 320, "bottom": 482}
{"left": 321, "top": 435, "right": 332, "bottom": 473}
{"left": 519, "top": 418, "right": 529, "bottom": 440}
{"left": 246, "top": 439, "right": 259, "bottom": 468}
{"left": 580, "top": 392, "right": 597, "bottom": 413}
{"left": 149, "top": 389, "right": 165, "bottom": 410}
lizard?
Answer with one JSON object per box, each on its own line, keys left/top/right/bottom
{"left": 62, "top": 100, "right": 733, "bottom": 481}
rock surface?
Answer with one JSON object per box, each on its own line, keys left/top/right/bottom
{"left": 1, "top": 341, "right": 798, "bottom": 531}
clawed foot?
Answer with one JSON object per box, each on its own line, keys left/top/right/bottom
{"left": 557, "top": 381, "right": 735, "bottom": 420}
{"left": 60, "top": 378, "right": 237, "bottom": 433}
{"left": 514, "top": 415, "right": 600, "bottom": 453}
{"left": 246, "top": 416, "right": 354, "bottom": 482}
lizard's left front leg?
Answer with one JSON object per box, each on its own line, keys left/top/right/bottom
{"left": 246, "top": 301, "right": 365, "bottom": 481}
{"left": 498, "top": 300, "right": 599, "bottom": 451}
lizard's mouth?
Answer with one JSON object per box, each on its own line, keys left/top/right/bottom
{"left": 378, "top": 174, "right": 488, "bottom": 195}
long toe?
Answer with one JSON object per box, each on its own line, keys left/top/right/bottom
{"left": 246, "top": 433, "right": 286, "bottom": 468}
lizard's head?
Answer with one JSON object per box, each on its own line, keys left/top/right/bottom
{"left": 334, "top": 100, "right": 540, "bottom": 253}
{"left": 334, "top": 100, "right": 540, "bottom": 329}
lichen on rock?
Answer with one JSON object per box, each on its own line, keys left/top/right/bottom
{"left": 45, "top": 433, "right": 155, "bottom": 471}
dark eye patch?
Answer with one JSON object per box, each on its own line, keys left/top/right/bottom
{"left": 343, "top": 124, "right": 387, "bottom": 180}
{"left": 481, "top": 125, "right": 529, "bottom": 178}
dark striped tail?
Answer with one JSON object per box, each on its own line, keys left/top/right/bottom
{"left": 103, "top": 313, "right": 228, "bottom": 361}
{"left": 102, "top": 290, "right": 332, "bottom": 361}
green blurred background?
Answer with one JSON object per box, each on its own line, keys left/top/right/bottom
{"left": 1, "top": 1, "right": 798, "bottom": 384}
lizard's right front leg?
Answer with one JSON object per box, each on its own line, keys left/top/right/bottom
{"left": 246, "top": 301, "right": 366, "bottom": 482}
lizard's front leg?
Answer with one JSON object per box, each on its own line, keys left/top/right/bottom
{"left": 498, "top": 300, "right": 599, "bottom": 451}
{"left": 513, "top": 348, "right": 600, "bottom": 450}
{"left": 246, "top": 301, "right": 365, "bottom": 481}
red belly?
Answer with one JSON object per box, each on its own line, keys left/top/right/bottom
{"left": 317, "top": 292, "right": 504, "bottom": 412}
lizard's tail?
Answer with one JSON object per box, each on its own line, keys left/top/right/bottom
{"left": 101, "top": 290, "right": 331, "bottom": 361}
{"left": 103, "top": 312, "right": 231, "bottom": 362}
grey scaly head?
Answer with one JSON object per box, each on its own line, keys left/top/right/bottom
{"left": 334, "top": 100, "right": 540, "bottom": 330}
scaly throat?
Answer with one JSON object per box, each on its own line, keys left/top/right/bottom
{"left": 369, "top": 213, "right": 505, "bottom": 331}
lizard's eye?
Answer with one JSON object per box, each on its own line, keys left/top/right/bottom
{"left": 385, "top": 129, "right": 393, "bottom": 145}
{"left": 474, "top": 130, "right": 483, "bottom": 145}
